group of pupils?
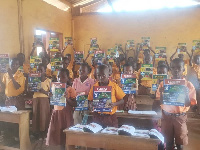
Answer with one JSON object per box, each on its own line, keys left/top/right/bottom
{"left": 0, "top": 44, "right": 199, "bottom": 150}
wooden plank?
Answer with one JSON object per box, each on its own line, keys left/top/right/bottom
{"left": 0, "top": 145, "right": 20, "bottom": 150}
{"left": 65, "top": 130, "right": 159, "bottom": 150}
{"left": 0, "top": 112, "right": 20, "bottom": 124}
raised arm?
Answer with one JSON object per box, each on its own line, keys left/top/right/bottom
{"left": 170, "top": 47, "right": 178, "bottom": 61}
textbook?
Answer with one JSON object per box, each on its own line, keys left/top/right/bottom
{"left": 126, "top": 40, "right": 134, "bottom": 50}
{"left": 151, "top": 74, "right": 168, "bottom": 91}
{"left": 192, "top": 40, "right": 200, "bottom": 53}
{"left": 140, "top": 64, "right": 153, "bottom": 80}
{"left": 155, "top": 47, "right": 167, "bottom": 61}
{"left": 64, "top": 37, "right": 73, "bottom": 46}
{"left": 50, "top": 57, "right": 62, "bottom": 72}
{"left": 30, "top": 56, "right": 42, "bottom": 72}
{"left": 50, "top": 82, "right": 66, "bottom": 106}
{"left": 94, "top": 50, "right": 105, "bottom": 65}
{"left": 74, "top": 51, "right": 84, "bottom": 65}
{"left": 177, "top": 43, "right": 186, "bottom": 54}
{"left": 163, "top": 79, "right": 186, "bottom": 106}
{"left": 101, "top": 127, "right": 119, "bottom": 135}
{"left": 75, "top": 95, "right": 88, "bottom": 111}
{"left": 83, "top": 123, "right": 103, "bottom": 133}
{"left": 121, "top": 74, "right": 137, "bottom": 94}
{"left": 0, "top": 54, "right": 9, "bottom": 73}
{"left": 107, "top": 48, "right": 118, "bottom": 62}
{"left": 49, "top": 38, "right": 59, "bottom": 52}
{"left": 89, "top": 37, "right": 99, "bottom": 54}
{"left": 69, "top": 124, "right": 85, "bottom": 132}
{"left": 93, "top": 86, "right": 112, "bottom": 112}
{"left": 28, "top": 73, "right": 41, "bottom": 92}
{"left": 118, "top": 125, "right": 136, "bottom": 136}
{"left": 141, "top": 37, "right": 150, "bottom": 49}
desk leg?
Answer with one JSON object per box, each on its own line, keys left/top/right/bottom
{"left": 19, "top": 112, "right": 31, "bottom": 150}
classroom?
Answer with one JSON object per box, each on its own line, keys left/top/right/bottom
{"left": 0, "top": 0, "right": 200, "bottom": 150}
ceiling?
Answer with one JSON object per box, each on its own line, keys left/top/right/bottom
{"left": 65, "top": 0, "right": 105, "bottom": 7}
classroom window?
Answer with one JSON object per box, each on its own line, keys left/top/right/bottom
{"left": 97, "top": 0, "right": 200, "bottom": 12}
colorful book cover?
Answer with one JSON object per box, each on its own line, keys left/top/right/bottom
{"left": 51, "top": 57, "right": 62, "bottom": 72}
{"left": 0, "top": 54, "right": 9, "bottom": 73}
{"left": 74, "top": 51, "right": 84, "bottom": 65}
{"left": 49, "top": 38, "right": 59, "bottom": 52}
{"left": 34, "top": 35, "right": 42, "bottom": 44}
{"left": 93, "top": 86, "right": 112, "bottom": 112}
{"left": 140, "top": 64, "right": 153, "bottom": 80}
{"left": 141, "top": 37, "right": 150, "bottom": 49}
{"left": 152, "top": 74, "right": 168, "bottom": 91}
{"left": 121, "top": 74, "right": 137, "bottom": 94}
{"left": 155, "top": 47, "right": 167, "bottom": 61}
{"left": 89, "top": 38, "right": 99, "bottom": 54}
{"left": 177, "top": 43, "right": 186, "bottom": 54}
{"left": 192, "top": 40, "right": 200, "bottom": 52}
{"left": 75, "top": 95, "right": 88, "bottom": 111}
{"left": 65, "top": 37, "right": 73, "bottom": 46}
{"left": 107, "top": 48, "right": 117, "bottom": 62}
{"left": 126, "top": 40, "right": 134, "bottom": 50}
{"left": 94, "top": 50, "right": 105, "bottom": 65}
{"left": 30, "top": 56, "right": 42, "bottom": 72}
{"left": 50, "top": 82, "right": 66, "bottom": 106}
{"left": 163, "top": 79, "right": 186, "bottom": 106}
{"left": 28, "top": 73, "right": 41, "bottom": 92}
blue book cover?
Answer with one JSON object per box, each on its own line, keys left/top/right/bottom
{"left": 121, "top": 74, "right": 137, "bottom": 94}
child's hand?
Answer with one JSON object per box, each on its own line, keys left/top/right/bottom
{"left": 48, "top": 92, "right": 53, "bottom": 97}
{"left": 107, "top": 102, "right": 114, "bottom": 108}
{"left": 159, "top": 87, "right": 164, "bottom": 93}
{"left": 64, "top": 91, "right": 68, "bottom": 99}
{"left": 39, "top": 88, "right": 45, "bottom": 93}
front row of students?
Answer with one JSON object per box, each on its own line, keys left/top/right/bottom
{"left": 0, "top": 56, "right": 198, "bottom": 150}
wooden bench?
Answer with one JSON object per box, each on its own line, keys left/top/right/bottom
{"left": 0, "top": 111, "right": 31, "bottom": 150}
{"left": 64, "top": 130, "right": 160, "bottom": 150}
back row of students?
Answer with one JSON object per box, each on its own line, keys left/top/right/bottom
{"left": 0, "top": 46, "right": 199, "bottom": 150}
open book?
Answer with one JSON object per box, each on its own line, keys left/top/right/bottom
{"left": 128, "top": 110, "right": 157, "bottom": 115}
{"left": 0, "top": 106, "right": 17, "bottom": 112}
{"left": 69, "top": 124, "right": 85, "bottom": 132}
{"left": 118, "top": 125, "right": 136, "bottom": 136}
{"left": 83, "top": 123, "right": 103, "bottom": 133}
{"left": 101, "top": 127, "right": 119, "bottom": 135}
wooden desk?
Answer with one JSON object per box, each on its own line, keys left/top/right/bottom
{"left": 0, "top": 111, "right": 31, "bottom": 150}
{"left": 64, "top": 130, "right": 160, "bottom": 150}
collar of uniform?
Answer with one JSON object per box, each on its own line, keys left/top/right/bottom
{"left": 78, "top": 77, "right": 90, "bottom": 84}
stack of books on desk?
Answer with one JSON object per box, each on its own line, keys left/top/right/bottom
{"left": 128, "top": 110, "right": 157, "bottom": 115}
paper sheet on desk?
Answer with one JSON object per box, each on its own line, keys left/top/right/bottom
{"left": 128, "top": 110, "right": 157, "bottom": 115}
{"left": 0, "top": 106, "right": 17, "bottom": 112}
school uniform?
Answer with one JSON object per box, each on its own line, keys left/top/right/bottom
{"left": 72, "top": 77, "right": 95, "bottom": 124}
{"left": 32, "top": 78, "right": 51, "bottom": 132}
{"left": 2, "top": 70, "right": 26, "bottom": 110}
{"left": 89, "top": 66, "right": 96, "bottom": 80}
{"left": 156, "top": 79, "right": 196, "bottom": 145}
{"left": 46, "top": 86, "right": 76, "bottom": 146}
{"left": 88, "top": 81, "right": 126, "bottom": 128}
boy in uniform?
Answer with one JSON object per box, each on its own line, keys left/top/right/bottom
{"left": 88, "top": 65, "right": 126, "bottom": 127}
{"left": 157, "top": 58, "right": 196, "bottom": 150}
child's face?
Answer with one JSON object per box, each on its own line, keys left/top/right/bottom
{"left": 66, "top": 55, "right": 71, "bottom": 62}
{"left": 62, "top": 59, "right": 69, "bottom": 68}
{"left": 178, "top": 54, "right": 184, "bottom": 60}
{"left": 58, "top": 72, "right": 68, "bottom": 83}
{"left": 108, "top": 65, "right": 112, "bottom": 76}
{"left": 79, "top": 65, "right": 89, "bottom": 78}
{"left": 91, "top": 58, "right": 97, "bottom": 67}
{"left": 157, "top": 67, "right": 168, "bottom": 74}
{"left": 158, "top": 61, "right": 165, "bottom": 66}
{"left": 119, "top": 54, "right": 125, "bottom": 61}
{"left": 144, "top": 55, "right": 152, "bottom": 64}
{"left": 124, "top": 66, "right": 133, "bottom": 74}
{"left": 128, "top": 57, "right": 134, "bottom": 62}
{"left": 11, "top": 60, "right": 20, "bottom": 73}
{"left": 96, "top": 68, "right": 109, "bottom": 84}
{"left": 171, "top": 62, "right": 184, "bottom": 79}
{"left": 37, "top": 66, "right": 45, "bottom": 75}
{"left": 17, "top": 53, "right": 25, "bottom": 65}
{"left": 194, "top": 56, "right": 200, "bottom": 65}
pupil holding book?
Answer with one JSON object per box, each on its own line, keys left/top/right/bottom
{"left": 31, "top": 63, "right": 51, "bottom": 139}
{"left": 88, "top": 65, "right": 126, "bottom": 128}
{"left": 46, "top": 68, "right": 77, "bottom": 149}
{"left": 72, "top": 63, "right": 95, "bottom": 125}
{"left": 156, "top": 58, "right": 196, "bottom": 150}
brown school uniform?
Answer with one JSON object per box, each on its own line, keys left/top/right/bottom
{"left": 88, "top": 81, "right": 126, "bottom": 128}
{"left": 32, "top": 78, "right": 51, "bottom": 132}
{"left": 156, "top": 79, "right": 196, "bottom": 145}
{"left": 46, "top": 86, "right": 76, "bottom": 146}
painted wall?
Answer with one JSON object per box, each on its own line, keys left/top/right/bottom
{"left": 73, "top": 7, "right": 200, "bottom": 62}
{"left": 0, "top": 0, "right": 72, "bottom": 61}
